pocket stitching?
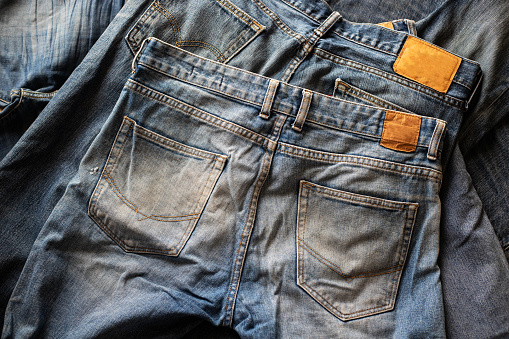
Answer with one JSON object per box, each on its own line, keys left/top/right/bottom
{"left": 297, "top": 180, "right": 417, "bottom": 320}
{"left": 89, "top": 117, "right": 226, "bottom": 255}
{"left": 152, "top": 3, "right": 227, "bottom": 62}
{"left": 102, "top": 170, "right": 201, "bottom": 222}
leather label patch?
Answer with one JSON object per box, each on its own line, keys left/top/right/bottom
{"left": 378, "top": 21, "right": 394, "bottom": 30}
{"left": 381, "top": 111, "right": 421, "bottom": 152}
{"left": 393, "top": 36, "right": 461, "bottom": 93}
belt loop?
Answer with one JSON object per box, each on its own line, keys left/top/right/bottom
{"left": 259, "top": 79, "right": 279, "bottom": 119}
{"left": 316, "top": 11, "right": 342, "bottom": 38}
{"left": 427, "top": 119, "right": 446, "bottom": 161}
{"left": 132, "top": 37, "right": 151, "bottom": 73}
{"left": 292, "top": 90, "right": 313, "bottom": 132}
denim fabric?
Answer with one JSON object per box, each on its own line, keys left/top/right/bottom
{"left": 0, "top": 0, "right": 124, "bottom": 160}
{"left": 417, "top": 0, "right": 509, "bottom": 262}
{"left": 327, "top": 1, "right": 509, "bottom": 336}
{"left": 330, "top": 0, "right": 509, "bottom": 262}
{"left": 0, "top": 0, "right": 124, "bottom": 331}
{"left": 3, "top": 39, "right": 444, "bottom": 337}
{"left": 1, "top": 0, "right": 483, "bottom": 336}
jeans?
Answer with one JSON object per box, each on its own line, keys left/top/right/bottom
{"left": 1, "top": 0, "right": 484, "bottom": 337}
{"left": 330, "top": 0, "right": 509, "bottom": 261}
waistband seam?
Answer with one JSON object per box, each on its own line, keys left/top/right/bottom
{"left": 126, "top": 79, "right": 273, "bottom": 148}
{"left": 126, "top": 78, "right": 441, "bottom": 180}
{"left": 133, "top": 64, "right": 435, "bottom": 149}
{"left": 251, "top": 0, "right": 306, "bottom": 44}
{"left": 279, "top": 0, "right": 480, "bottom": 70}
{"left": 313, "top": 48, "right": 467, "bottom": 109}
{"left": 278, "top": 143, "right": 442, "bottom": 181}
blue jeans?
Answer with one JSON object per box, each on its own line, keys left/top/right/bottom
{"left": 328, "top": 1, "right": 509, "bottom": 336}
{"left": 1, "top": 0, "right": 483, "bottom": 337}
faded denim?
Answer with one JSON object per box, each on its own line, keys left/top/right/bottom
{"left": 1, "top": 0, "right": 483, "bottom": 336}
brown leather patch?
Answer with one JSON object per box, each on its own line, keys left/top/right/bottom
{"left": 380, "top": 111, "right": 421, "bottom": 152}
{"left": 378, "top": 21, "right": 394, "bottom": 30}
{"left": 393, "top": 36, "right": 461, "bottom": 93}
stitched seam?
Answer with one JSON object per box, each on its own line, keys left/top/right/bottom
{"left": 136, "top": 62, "right": 411, "bottom": 142}
{"left": 393, "top": 37, "right": 461, "bottom": 93}
{"left": 216, "top": 0, "right": 263, "bottom": 30}
{"left": 223, "top": 115, "right": 285, "bottom": 326}
{"left": 340, "top": 85, "right": 409, "bottom": 112}
{"left": 278, "top": 143, "right": 441, "bottom": 180}
{"left": 280, "top": 0, "right": 322, "bottom": 23}
{"left": 138, "top": 42, "right": 420, "bottom": 112}
{"left": 223, "top": 28, "right": 251, "bottom": 56}
{"left": 298, "top": 237, "right": 404, "bottom": 280}
{"left": 102, "top": 170, "right": 200, "bottom": 222}
{"left": 153, "top": 2, "right": 179, "bottom": 44}
{"left": 224, "top": 143, "right": 272, "bottom": 325}
{"left": 251, "top": 0, "right": 305, "bottom": 43}
{"left": 153, "top": 4, "right": 226, "bottom": 62}
{"left": 127, "top": 1, "right": 156, "bottom": 53}
{"left": 172, "top": 160, "right": 219, "bottom": 252}
{"left": 302, "top": 282, "right": 393, "bottom": 318}
{"left": 131, "top": 119, "right": 226, "bottom": 161}
{"left": 314, "top": 48, "right": 465, "bottom": 109}
{"left": 331, "top": 30, "right": 398, "bottom": 57}
{"left": 91, "top": 120, "right": 135, "bottom": 227}
{"left": 177, "top": 42, "right": 224, "bottom": 62}
{"left": 279, "top": 147, "right": 438, "bottom": 180}
{"left": 302, "top": 182, "right": 414, "bottom": 210}
{"left": 125, "top": 81, "right": 271, "bottom": 147}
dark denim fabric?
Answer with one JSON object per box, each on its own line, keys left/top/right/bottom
{"left": 0, "top": 0, "right": 124, "bottom": 160}
{"left": 0, "top": 0, "right": 124, "bottom": 331}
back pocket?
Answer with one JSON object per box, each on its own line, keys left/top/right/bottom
{"left": 126, "top": 0, "right": 265, "bottom": 63}
{"left": 296, "top": 180, "right": 418, "bottom": 321}
{"left": 89, "top": 116, "right": 227, "bottom": 256}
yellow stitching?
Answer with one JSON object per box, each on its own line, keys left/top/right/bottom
{"left": 132, "top": 123, "right": 224, "bottom": 161}
{"left": 302, "top": 182, "right": 413, "bottom": 211}
{"left": 125, "top": 82, "right": 271, "bottom": 146}
{"left": 298, "top": 238, "right": 404, "bottom": 281}
{"left": 302, "top": 282, "right": 394, "bottom": 318}
{"left": 103, "top": 170, "right": 200, "bottom": 222}
{"left": 277, "top": 145, "right": 441, "bottom": 180}
{"left": 153, "top": 2, "right": 180, "bottom": 43}
{"left": 178, "top": 42, "right": 225, "bottom": 62}
{"left": 153, "top": 3, "right": 226, "bottom": 62}
{"left": 216, "top": 0, "right": 262, "bottom": 29}
{"left": 133, "top": 61, "right": 437, "bottom": 149}
{"left": 314, "top": 48, "right": 465, "bottom": 109}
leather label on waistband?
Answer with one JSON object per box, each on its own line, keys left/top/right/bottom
{"left": 378, "top": 21, "right": 394, "bottom": 30}
{"left": 393, "top": 36, "right": 461, "bottom": 93}
{"left": 381, "top": 111, "right": 421, "bottom": 152}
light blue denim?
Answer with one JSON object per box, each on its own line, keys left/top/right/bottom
{"left": 327, "top": 1, "right": 509, "bottom": 336}
{"left": 1, "top": 0, "right": 483, "bottom": 334}
{"left": 329, "top": 0, "right": 509, "bottom": 264}
{"left": 0, "top": 0, "right": 502, "bottom": 338}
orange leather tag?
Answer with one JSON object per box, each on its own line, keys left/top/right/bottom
{"left": 380, "top": 111, "right": 421, "bottom": 152}
{"left": 378, "top": 22, "right": 394, "bottom": 30}
{"left": 393, "top": 36, "right": 461, "bottom": 93}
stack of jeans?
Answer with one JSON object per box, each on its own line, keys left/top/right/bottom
{"left": 1, "top": 0, "right": 508, "bottom": 337}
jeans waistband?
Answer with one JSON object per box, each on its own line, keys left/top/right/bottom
{"left": 135, "top": 38, "right": 447, "bottom": 160}
{"left": 248, "top": 0, "right": 482, "bottom": 110}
